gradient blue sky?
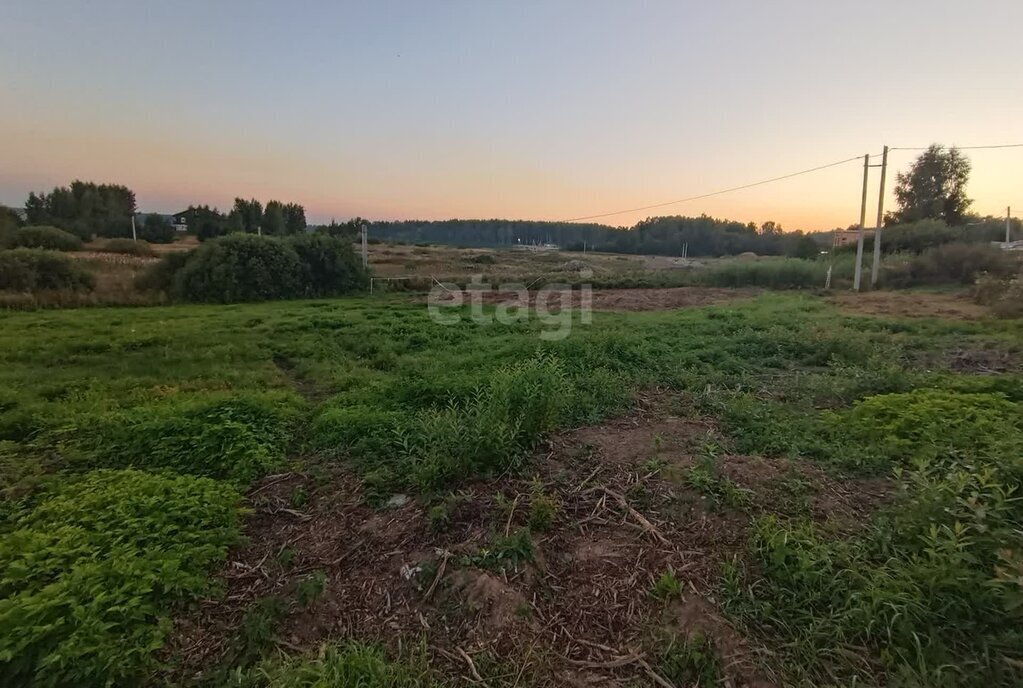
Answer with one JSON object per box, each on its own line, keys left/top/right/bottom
{"left": 2, "top": 1, "right": 1021, "bottom": 230}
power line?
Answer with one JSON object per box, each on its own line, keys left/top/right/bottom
{"left": 889, "top": 143, "right": 1023, "bottom": 151}
{"left": 560, "top": 154, "right": 866, "bottom": 222}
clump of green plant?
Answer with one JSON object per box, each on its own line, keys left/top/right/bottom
{"left": 289, "top": 486, "right": 309, "bottom": 509}
{"left": 0, "top": 248, "right": 95, "bottom": 292}
{"left": 684, "top": 455, "right": 751, "bottom": 510}
{"left": 232, "top": 596, "right": 289, "bottom": 667}
{"left": 461, "top": 528, "right": 534, "bottom": 572}
{"left": 657, "top": 633, "right": 721, "bottom": 688}
{"left": 527, "top": 488, "right": 559, "bottom": 532}
{"left": 222, "top": 641, "right": 437, "bottom": 688}
{"left": 11, "top": 225, "right": 83, "bottom": 251}
{"left": 722, "top": 390, "right": 1023, "bottom": 686}
{"left": 295, "top": 570, "right": 328, "bottom": 608}
{"left": 387, "top": 353, "right": 571, "bottom": 491}
{"left": 837, "top": 388, "right": 1023, "bottom": 463}
{"left": 59, "top": 393, "right": 303, "bottom": 483}
{"left": 427, "top": 490, "right": 474, "bottom": 531}
{"left": 650, "top": 570, "right": 684, "bottom": 600}
{"left": 0, "top": 469, "right": 242, "bottom": 687}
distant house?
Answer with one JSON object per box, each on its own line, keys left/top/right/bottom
{"left": 135, "top": 212, "right": 188, "bottom": 232}
{"left": 832, "top": 228, "right": 873, "bottom": 247}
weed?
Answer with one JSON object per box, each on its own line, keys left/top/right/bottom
{"left": 295, "top": 570, "right": 327, "bottom": 607}
{"left": 657, "top": 633, "right": 721, "bottom": 688}
{"left": 527, "top": 488, "right": 559, "bottom": 532}
{"left": 277, "top": 546, "right": 296, "bottom": 569}
{"left": 289, "top": 486, "right": 309, "bottom": 509}
{"left": 234, "top": 597, "right": 288, "bottom": 666}
{"left": 461, "top": 528, "right": 534, "bottom": 572}
{"left": 685, "top": 455, "right": 752, "bottom": 510}
{"left": 650, "top": 570, "right": 684, "bottom": 600}
{"left": 222, "top": 641, "right": 437, "bottom": 687}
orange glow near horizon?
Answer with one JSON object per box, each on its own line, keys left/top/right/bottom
{"left": 3, "top": 3, "right": 1022, "bottom": 233}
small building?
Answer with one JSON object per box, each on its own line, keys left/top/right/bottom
{"left": 832, "top": 228, "right": 873, "bottom": 247}
{"left": 135, "top": 212, "right": 188, "bottom": 232}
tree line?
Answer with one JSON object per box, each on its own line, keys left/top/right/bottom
{"left": 1, "top": 145, "right": 1003, "bottom": 256}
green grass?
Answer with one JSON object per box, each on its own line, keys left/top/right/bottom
{"left": 0, "top": 292, "right": 1021, "bottom": 684}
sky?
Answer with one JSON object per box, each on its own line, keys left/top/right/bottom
{"left": 1, "top": 1, "right": 1021, "bottom": 231}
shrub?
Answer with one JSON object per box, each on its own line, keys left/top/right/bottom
{"left": 168, "top": 233, "right": 369, "bottom": 303}
{"left": 288, "top": 233, "right": 369, "bottom": 296}
{"left": 696, "top": 258, "right": 826, "bottom": 289}
{"left": 0, "top": 469, "right": 242, "bottom": 687}
{"left": 173, "top": 234, "right": 305, "bottom": 302}
{"left": 0, "top": 249, "right": 95, "bottom": 292}
{"left": 12, "top": 226, "right": 83, "bottom": 252}
{"left": 138, "top": 214, "right": 176, "bottom": 244}
{"left": 134, "top": 249, "right": 192, "bottom": 292}
{"left": 881, "top": 242, "right": 1017, "bottom": 287}
{"left": 97, "top": 238, "right": 154, "bottom": 257}
{"left": 59, "top": 394, "right": 303, "bottom": 483}
{"left": 975, "top": 269, "right": 1023, "bottom": 318}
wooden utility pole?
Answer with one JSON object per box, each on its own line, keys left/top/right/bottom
{"left": 361, "top": 221, "right": 368, "bottom": 268}
{"left": 853, "top": 153, "right": 870, "bottom": 292}
{"left": 870, "top": 145, "right": 889, "bottom": 287}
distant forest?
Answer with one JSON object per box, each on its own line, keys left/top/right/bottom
{"left": 369, "top": 216, "right": 824, "bottom": 258}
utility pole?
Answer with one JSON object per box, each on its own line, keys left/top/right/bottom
{"left": 131, "top": 215, "right": 137, "bottom": 242}
{"left": 361, "top": 221, "right": 368, "bottom": 268}
{"left": 853, "top": 153, "right": 870, "bottom": 292}
{"left": 870, "top": 145, "right": 889, "bottom": 287}
{"left": 1008, "top": 206, "right": 1013, "bottom": 244}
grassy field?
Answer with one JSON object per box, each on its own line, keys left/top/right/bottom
{"left": 1, "top": 290, "right": 1022, "bottom": 686}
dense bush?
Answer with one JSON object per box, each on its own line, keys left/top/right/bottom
{"left": 59, "top": 394, "right": 303, "bottom": 483}
{"left": 97, "top": 238, "right": 155, "bottom": 257}
{"left": 140, "top": 233, "right": 368, "bottom": 302}
{"left": 174, "top": 234, "right": 306, "bottom": 302}
{"left": 881, "top": 242, "right": 1017, "bottom": 287}
{"left": 134, "top": 249, "right": 192, "bottom": 292}
{"left": 0, "top": 249, "right": 95, "bottom": 292}
{"left": 11, "top": 226, "right": 83, "bottom": 252}
{"left": 289, "top": 233, "right": 369, "bottom": 296}
{"left": 0, "top": 469, "right": 242, "bottom": 687}
{"left": 696, "top": 258, "right": 827, "bottom": 289}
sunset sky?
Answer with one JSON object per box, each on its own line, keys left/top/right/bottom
{"left": 2, "top": 1, "right": 1021, "bottom": 231}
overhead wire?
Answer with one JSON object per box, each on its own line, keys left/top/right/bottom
{"left": 560, "top": 144, "right": 1023, "bottom": 223}
{"left": 560, "top": 154, "right": 866, "bottom": 222}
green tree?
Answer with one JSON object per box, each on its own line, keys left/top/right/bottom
{"left": 140, "top": 214, "right": 176, "bottom": 243}
{"left": 282, "top": 202, "right": 307, "bottom": 234}
{"left": 233, "top": 198, "right": 263, "bottom": 234}
{"left": 888, "top": 144, "right": 972, "bottom": 226}
{"left": 262, "top": 201, "right": 286, "bottom": 235}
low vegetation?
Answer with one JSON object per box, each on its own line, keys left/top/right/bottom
{"left": 10, "top": 226, "right": 83, "bottom": 252}
{"left": 0, "top": 287, "right": 1021, "bottom": 685}
{"left": 0, "top": 248, "right": 95, "bottom": 292}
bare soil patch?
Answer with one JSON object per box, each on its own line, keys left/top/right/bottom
{"left": 827, "top": 290, "right": 989, "bottom": 320}
{"left": 164, "top": 389, "right": 891, "bottom": 686}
